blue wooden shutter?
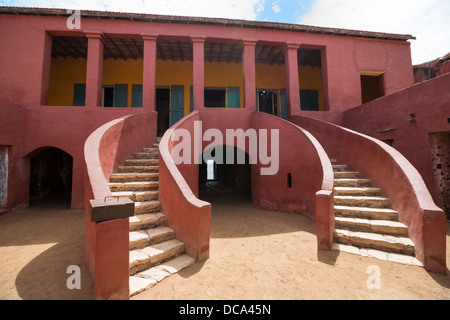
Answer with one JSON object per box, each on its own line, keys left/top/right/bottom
{"left": 131, "top": 84, "right": 142, "bottom": 107}
{"left": 170, "top": 85, "right": 184, "bottom": 126}
{"left": 227, "top": 86, "right": 240, "bottom": 108}
{"left": 114, "top": 84, "right": 128, "bottom": 107}
{"left": 300, "top": 89, "right": 319, "bottom": 111}
{"left": 280, "top": 89, "right": 287, "bottom": 119}
{"left": 73, "top": 83, "right": 86, "bottom": 106}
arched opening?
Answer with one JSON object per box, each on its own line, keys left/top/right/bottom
{"left": 29, "top": 147, "right": 73, "bottom": 207}
{"left": 199, "top": 145, "right": 251, "bottom": 200}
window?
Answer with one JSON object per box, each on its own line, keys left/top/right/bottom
{"left": 207, "top": 159, "right": 215, "bottom": 180}
{"left": 204, "top": 88, "right": 226, "bottom": 108}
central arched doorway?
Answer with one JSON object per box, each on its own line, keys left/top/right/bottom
{"left": 199, "top": 145, "right": 251, "bottom": 200}
{"left": 29, "top": 147, "right": 73, "bottom": 207}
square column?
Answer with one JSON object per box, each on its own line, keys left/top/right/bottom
{"left": 282, "top": 42, "right": 301, "bottom": 118}
{"left": 85, "top": 31, "right": 105, "bottom": 107}
{"left": 142, "top": 34, "right": 159, "bottom": 110}
{"left": 241, "top": 40, "right": 257, "bottom": 110}
{"left": 191, "top": 36, "right": 206, "bottom": 110}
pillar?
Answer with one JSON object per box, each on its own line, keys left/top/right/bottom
{"left": 241, "top": 39, "right": 257, "bottom": 110}
{"left": 142, "top": 34, "right": 159, "bottom": 110}
{"left": 191, "top": 36, "right": 206, "bottom": 110}
{"left": 85, "top": 31, "right": 105, "bottom": 107}
{"left": 282, "top": 42, "right": 301, "bottom": 118}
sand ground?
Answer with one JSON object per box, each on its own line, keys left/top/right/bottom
{"left": 0, "top": 193, "right": 449, "bottom": 300}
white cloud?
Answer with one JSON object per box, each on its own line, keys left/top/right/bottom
{"left": 272, "top": 2, "right": 281, "bottom": 13}
{"left": 6, "top": 0, "right": 263, "bottom": 20}
{"left": 299, "top": 0, "right": 450, "bottom": 64}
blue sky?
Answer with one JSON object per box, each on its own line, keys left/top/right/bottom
{"left": 1, "top": 0, "right": 449, "bottom": 64}
{"left": 255, "top": 0, "right": 315, "bottom": 24}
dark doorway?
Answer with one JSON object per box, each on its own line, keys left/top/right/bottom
{"left": 429, "top": 131, "right": 450, "bottom": 220}
{"left": 258, "top": 89, "right": 279, "bottom": 116}
{"left": 199, "top": 146, "right": 251, "bottom": 198}
{"left": 204, "top": 88, "right": 226, "bottom": 108}
{"left": 156, "top": 88, "right": 170, "bottom": 137}
{"left": 360, "top": 74, "right": 384, "bottom": 104}
{"left": 29, "top": 148, "right": 73, "bottom": 207}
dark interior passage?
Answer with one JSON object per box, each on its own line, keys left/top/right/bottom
{"left": 199, "top": 146, "right": 251, "bottom": 198}
{"left": 29, "top": 147, "right": 73, "bottom": 206}
{"left": 360, "top": 74, "right": 383, "bottom": 104}
{"left": 156, "top": 88, "right": 170, "bottom": 137}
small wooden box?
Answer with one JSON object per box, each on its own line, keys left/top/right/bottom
{"left": 89, "top": 196, "right": 134, "bottom": 222}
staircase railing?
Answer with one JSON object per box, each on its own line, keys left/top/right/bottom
{"left": 291, "top": 115, "right": 447, "bottom": 274}
{"left": 84, "top": 111, "right": 157, "bottom": 299}
{"left": 158, "top": 111, "right": 212, "bottom": 261}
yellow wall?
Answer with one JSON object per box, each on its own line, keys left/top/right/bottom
{"left": 48, "top": 57, "right": 324, "bottom": 111}
{"left": 48, "top": 57, "right": 86, "bottom": 106}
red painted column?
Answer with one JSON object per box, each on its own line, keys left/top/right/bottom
{"left": 85, "top": 31, "right": 105, "bottom": 107}
{"left": 241, "top": 40, "right": 257, "bottom": 110}
{"left": 282, "top": 42, "right": 301, "bottom": 118}
{"left": 191, "top": 36, "right": 206, "bottom": 110}
{"left": 40, "top": 32, "right": 52, "bottom": 106}
{"left": 142, "top": 34, "right": 159, "bottom": 110}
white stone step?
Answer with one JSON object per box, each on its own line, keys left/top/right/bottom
{"left": 332, "top": 243, "right": 422, "bottom": 267}
{"left": 108, "top": 181, "right": 159, "bottom": 192}
{"left": 334, "top": 216, "right": 409, "bottom": 236}
{"left": 334, "top": 171, "right": 360, "bottom": 178}
{"left": 334, "top": 186, "right": 381, "bottom": 196}
{"left": 125, "top": 159, "right": 159, "bottom": 166}
{"left": 129, "top": 254, "right": 195, "bottom": 297}
{"left": 118, "top": 165, "right": 159, "bottom": 173}
{"left": 129, "top": 225, "right": 176, "bottom": 250}
{"left": 129, "top": 212, "right": 167, "bottom": 231}
{"left": 134, "top": 200, "right": 161, "bottom": 214}
{"left": 334, "top": 178, "right": 372, "bottom": 187}
{"left": 129, "top": 239, "right": 185, "bottom": 275}
{"left": 109, "top": 172, "right": 158, "bottom": 183}
{"left": 334, "top": 195, "right": 391, "bottom": 208}
{"left": 334, "top": 205, "right": 399, "bottom": 221}
{"left": 111, "top": 190, "right": 159, "bottom": 202}
{"left": 334, "top": 229, "right": 415, "bottom": 256}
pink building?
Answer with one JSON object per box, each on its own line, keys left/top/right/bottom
{"left": 0, "top": 7, "right": 448, "bottom": 299}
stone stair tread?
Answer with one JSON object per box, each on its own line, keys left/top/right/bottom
{"left": 334, "top": 228, "right": 415, "bottom": 255}
{"left": 125, "top": 159, "right": 159, "bottom": 166}
{"left": 129, "top": 212, "right": 166, "bottom": 230}
{"left": 332, "top": 243, "right": 423, "bottom": 267}
{"left": 129, "top": 239, "right": 185, "bottom": 273}
{"left": 334, "top": 195, "right": 390, "bottom": 201}
{"left": 111, "top": 190, "right": 158, "bottom": 201}
{"left": 129, "top": 226, "right": 175, "bottom": 249}
{"left": 118, "top": 165, "right": 159, "bottom": 173}
{"left": 129, "top": 254, "right": 194, "bottom": 297}
{"left": 334, "top": 178, "right": 372, "bottom": 187}
{"left": 129, "top": 276, "right": 157, "bottom": 297}
{"left": 110, "top": 172, "right": 158, "bottom": 179}
{"left": 335, "top": 216, "right": 408, "bottom": 236}
{"left": 334, "top": 205, "right": 399, "bottom": 221}
{"left": 134, "top": 200, "right": 161, "bottom": 214}
{"left": 334, "top": 186, "right": 381, "bottom": 196}
{"left": 334, "top": 205, "right": 397, "bottom": 214}
{"left": 109, "top": 181, "right": 159, "bottom": 192}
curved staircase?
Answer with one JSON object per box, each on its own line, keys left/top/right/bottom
{"left": 331, "top": 159, "right": 423, "bottom": 267}
{"left": 109, "top": 138, "right": 195, "bottom": 297}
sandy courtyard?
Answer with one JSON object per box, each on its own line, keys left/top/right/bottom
{"left": 0, "top": 193, "right": 449, "bottom": 300}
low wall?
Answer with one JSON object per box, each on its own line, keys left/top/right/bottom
{"left": 84, "top": 111, "right": 157, "bottom": 299}
{"left": 159, "top": 111, "right": 212, "bottom": 261}
{"left": 292, "top": 115, "right": 447, "bottom": 274}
